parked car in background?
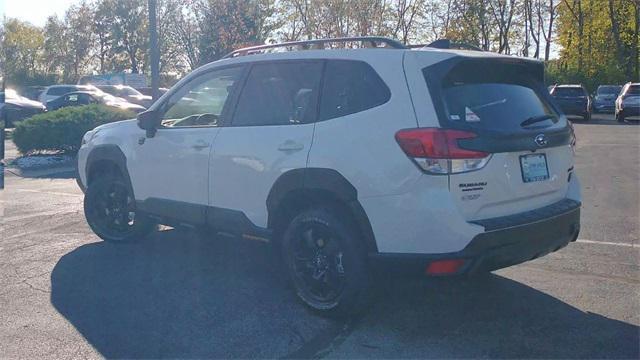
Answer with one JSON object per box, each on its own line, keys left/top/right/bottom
{"left": 615, "top": 82, "right": 640, "bottom": 122}
{"left": 46, "top": 91, "right": 146, "bottom": 113}
{"left": 0, "top": 89, "right": 46, "bottom": 127}
{"left": 549, "top": 84, "right": 592, "bottom": 121}
{"left": 38, "top": 84, "right": 103, "bottom": 103}
{"left": 97, "top": 85, "right": 153, "bottom": 108}
{"left": 137, "top": 87, "right": 169, "bottom": 97}
{"left": 593, "top": 85, "right": 622, "bottom": 113}
{"left": 21, "top": 86, "right": 48, "bottom": 101}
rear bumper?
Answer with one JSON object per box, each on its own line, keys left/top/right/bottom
{"left": 558, "top": 104, "right": 588, "bottom": 116}
{"left": 369, "top": 199, "right": 581, "bottom": 276}
{"left": 594, "top": 103, "right": 614, "bottom": 111}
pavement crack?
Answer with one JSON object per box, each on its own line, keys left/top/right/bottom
{"left": 20, "top": 279, "right": 50, "bottom": 294}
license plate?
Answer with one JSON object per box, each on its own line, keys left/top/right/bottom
{"left": 520, "top": 154, "right": 549, "bottom": 183}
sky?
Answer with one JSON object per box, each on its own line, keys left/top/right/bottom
{"left": 1, "top": 0, "right": 80, "bottom": 27}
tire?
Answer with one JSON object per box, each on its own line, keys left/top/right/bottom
{"left": 281, "top": 208, "right": 370, "bottom": 317}
{"left": 583, "top": 111, "right": 591, "bottom": 122}
{"left": 84, "top": 175, "right": 156, "bottom": 243}
{"left": 616, "top": 112, "right": 625, "bottom": 123}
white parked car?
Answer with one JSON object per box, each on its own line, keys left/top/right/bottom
{"left": 77, "top": 37, "right": 581, "bottom": 315}
{"left": 38, "top": 84, "right": 103, "bottom": 103}
{"left": 615, "top": 82, "right": 640, "bottom": 122}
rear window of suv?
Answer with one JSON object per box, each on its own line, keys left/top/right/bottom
{"left": 625, "top": 85, "right": 640, "bottom": 96}
{"left": 552, "top": 87, "right": 586, "bottom": 97}
{"left": 430, "top": 62, "right": 560, "bottom": 132}
{"left": 597, "top": 86, "right": 621, "bottom": 95}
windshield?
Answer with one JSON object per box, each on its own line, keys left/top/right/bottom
{"left": 115, "top": 86, "right": 142, "bottom": 97}
{"left": 94, "top": 92, "right": 119, "bottom": 103}
{"left": 4, "top": 89, "right": 19, "bottom": 99}
{"left": 553, "top": 88, "right": 586, "bottom": 97}
{"left": 597, "top": 86, "right": 621, "bottom": 95}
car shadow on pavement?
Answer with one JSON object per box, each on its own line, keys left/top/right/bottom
{"left": 569, "top": 116, "right": 640, "bottom": 125}
{"left": 51, "top": 230, "right": 639, "bottom": 359}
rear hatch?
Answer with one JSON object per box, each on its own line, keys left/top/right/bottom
{"left": 421, "top": 56, "right": 574, "bottom": 221}
{"left": 551, "top": 87, "right": 588, "bottom": 112}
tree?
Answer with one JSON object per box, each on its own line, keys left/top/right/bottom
{"left": 111, "top": 0, "right": 149, "bottom": 73}
{"left": 488, "top": 0, "right": 517, "bottom": 54}
{"left": 1, "top": 19, "right": 46, "bottom": 86}
{"left": 195, "top": 0, "right": 274, "bottom": 64}
{"left": 65, "top": 2, "right": 95, "bottom": 80}
{"left": 92, "top": 0, "right": 115, "bottom": 73}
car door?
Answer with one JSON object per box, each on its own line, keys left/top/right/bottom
{"left": 127, "top": 65, "right": 245, "bottom": 222}
{"left": 209, "top": 60, "right": 323, "bottom": 231}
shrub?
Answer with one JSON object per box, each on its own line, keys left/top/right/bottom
{"left": 12, "top": 105, "right": 136, "bottom": 154}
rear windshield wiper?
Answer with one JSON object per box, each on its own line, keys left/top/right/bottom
{"left": 520, "top": 114, "right": 556, "bottom": 127}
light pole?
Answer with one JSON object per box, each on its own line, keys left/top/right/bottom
{"left": 148, "top": 0, "right": 160, "bottom": 102}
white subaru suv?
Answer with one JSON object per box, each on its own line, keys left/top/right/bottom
{"left": 77, "top": 37, "right": 581, "bottom": 315}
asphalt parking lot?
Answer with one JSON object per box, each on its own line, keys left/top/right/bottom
{"left": 1, "top": 113, "right": 639, "bottom": 359}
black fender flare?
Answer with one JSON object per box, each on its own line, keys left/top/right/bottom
{"left": 266, "top": 168, "right": 378, "bottom": 253}
{"left": 85, "top": 144, "right": 134, "bottom": 196}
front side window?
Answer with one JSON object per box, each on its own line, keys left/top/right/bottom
{"left": 232, "top": 61, "right": 323, "bottom": 126}
{"left": 66, "top": 94, "right": 79, "bottom": 103}
{"left": 319, "top": 60, "right": 390, "bottom": 121}
{"left": 161, "top": 66, "right": 243, "bottom": 127}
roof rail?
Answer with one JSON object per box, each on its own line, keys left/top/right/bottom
{"left": 222, "top": 36, "right": 408, "bottom": 59}
{"left": 424, "top": 39, "right": 484, "bottom": 52}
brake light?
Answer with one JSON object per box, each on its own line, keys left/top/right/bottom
{"left": 395, "top": 128, "right": 491, "bottom": 174}
{"left": 426, "top": 259, "right": 466, "bottom": 275}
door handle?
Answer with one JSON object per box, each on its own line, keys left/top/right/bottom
{"left": 277, "top": 140, "right": 304, "bottom": 152}
{"left": 192, "top": 140, "right": 209, "bottom": 150}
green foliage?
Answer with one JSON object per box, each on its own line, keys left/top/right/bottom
{"left": 555, "top": 0, "right": 639, "bottom": 89}
{"left": 12, "top": 105, "right": 136, "bottom": 154}
{"left": 2, "top": 19, "right": 46, "bottom": 87}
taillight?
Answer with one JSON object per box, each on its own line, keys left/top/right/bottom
{"left": 395, "top": 128, "right": 491, "bottom": 174}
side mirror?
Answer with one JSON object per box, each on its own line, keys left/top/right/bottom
{"left": 137, "top": 109, "right": 159, "bottom": 138}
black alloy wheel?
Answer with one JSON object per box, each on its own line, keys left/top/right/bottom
{"left": 282, "top": 208, "right": 369, "bottom": 316}
{"left": 84, "top": 176, "right": 155, "bottom": 242}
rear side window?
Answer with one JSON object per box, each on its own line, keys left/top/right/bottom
{"left": 552, "top": 88, "right": 586, "bottom": 97}
{"left": 232, "top": 61, "right": 322, "bottom": 126}
{"left": 49, "top": 87, "right": 75, "bottom": 96}
{"left": 428, "top": 62, "right": 561, "bottom": 132}
{"left": 319, "top": 60, "right": 390, "bottom": 121}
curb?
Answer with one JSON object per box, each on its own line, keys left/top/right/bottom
{"left": 4, "top": 165, "right": 77, "bottom": 179}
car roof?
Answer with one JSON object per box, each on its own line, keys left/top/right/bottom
{"left": 555, "top": 84, "right": 584, "bottom": 88}
{"left": 197, "top": 46, "right": 539, "bottom": 72}
{"left": 48, "top": 84, "right": 86, "bottom": 88}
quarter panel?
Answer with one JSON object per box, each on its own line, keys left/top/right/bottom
{"left": 307, "top": 54, "right": 422, "bottom": 198}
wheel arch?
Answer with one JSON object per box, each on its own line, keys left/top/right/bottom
{"left": 85, "top": 144, "right": 134, "bottom": 196}
{"left": 266, "top": 168, "right": 378, "bottom": 253}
